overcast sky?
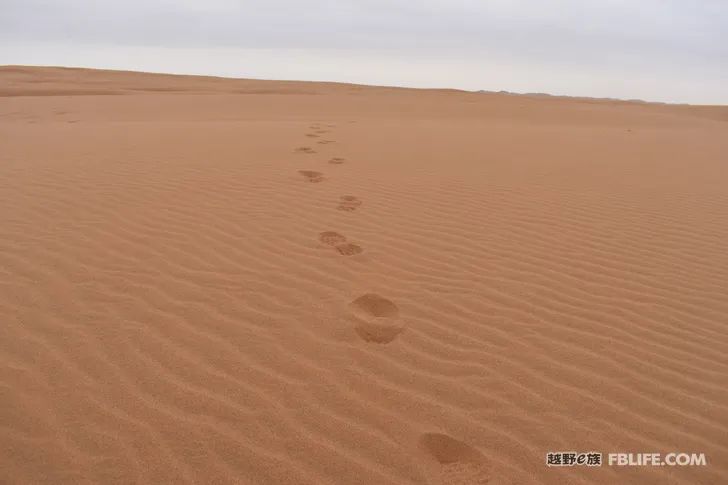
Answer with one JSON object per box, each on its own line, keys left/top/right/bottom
{"left": 1, "top": 0, "right": 726, "bottom": 103}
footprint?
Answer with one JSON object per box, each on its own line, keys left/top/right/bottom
{"left": 295, "top": 147, "right": 316, "bottom": 154}
{"left": 314, "top": 129, "right": 329, "bottom": 134}
{"left": 329, "top": 157, "right": 346, "bottom": 165}
{"left": 352, "top": 293, "right": 399, "bottom": 318}
{"left": 319, "top": 231, "right": 347, "bottom": 246}
{"left": 305, "top": 133, "right": 320, "bottom": 138}
{"left": 299, "top": 170, "right": 324, "bottom": 183}
{"left": 317, "top": 140, "right": 335, "bottom": 145}
{"left": 318, "top": 232, "right": 363, "bottom": 256}
{"left": 420, "top": 433, "right": 482, "bottom": 464}
{"left": 337, "top": 195, "right": 362, "bottom": 212}
{"left": 335, "top": 243, "right": 363, "bottom": 256}
{"left": 420, "top": 433, "right": 491, "bottom": 484}
{"left": 350, "top": 294, "right": 403, "bottom": 343}
{"left": 354, "top": 323, "right": 402, "bottom": 344}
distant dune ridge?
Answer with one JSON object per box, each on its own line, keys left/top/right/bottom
{"left": 1, "top": 66, "right": 727, "bottom": 484}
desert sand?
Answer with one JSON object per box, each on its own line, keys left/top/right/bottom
{"left": 1, "top": 66, "right": 727, "bottom": 485}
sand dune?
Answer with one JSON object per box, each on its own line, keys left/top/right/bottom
{"left": 1, "top": 66, "right": 727, "bottom": 484}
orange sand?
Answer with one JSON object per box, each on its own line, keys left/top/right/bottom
{"left": 1, "top": 66, "right": 727, "bottom": 484}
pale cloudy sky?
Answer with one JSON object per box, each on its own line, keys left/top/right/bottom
{"left": 1, "top": 0, "right": 726, "bottom": 103}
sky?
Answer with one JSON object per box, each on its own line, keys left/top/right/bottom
{"left": 1, "top": 0, "right": 726, "bottom": 104}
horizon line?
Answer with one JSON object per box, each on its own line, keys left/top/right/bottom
{"left": 3, "top": 63, "right": 723, "bottom": 108}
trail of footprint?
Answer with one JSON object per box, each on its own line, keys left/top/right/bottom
{"left": 299, "top": 170, "right": 324, "bottom": 183}
{"left": 420, "top": 433, "right": 491, "bottom": 484}
{"left": 328, "top": 157, "right": 346, "bottom": 165}
{"left": 337, "top": 196, "right": 362, "bottom": 212}
{"left": 350, "top": 293, "right": 403, "bottom": 343}
{"left": 295, "top": 147, "right": 317, "bottom": 154}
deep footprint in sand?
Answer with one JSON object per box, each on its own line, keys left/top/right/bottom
{"left": 319, "top": 231, "right": 347, "bottom": 246}
{"left": 329, "top": 157, "right": 346, "bottom": 165}
{"left": 299, "top": 170, "right": 324, "bottom": 183}
{"left": 295, "top": 146, "right": 317, "bottom": 154}
{"left": 350, "top": 293, "right": 403, "bottom": 343}
{"left": 337, "top": 195, "right": 362, "bottom": 211}
{"left": 420, "top": 433, "right": 491, "bottom": 484}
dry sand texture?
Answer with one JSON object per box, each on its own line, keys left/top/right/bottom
{"left": 1, "top": 66, "right": 728, "bottom": 484}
